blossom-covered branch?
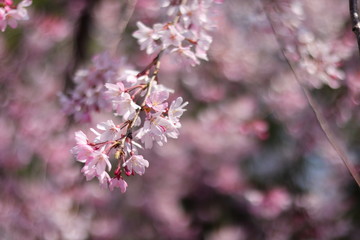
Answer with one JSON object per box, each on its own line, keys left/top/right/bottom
{"left": 68, "top": 0, "right": 219, "bottom": 192}
{"left": 264, "top": 0, "right": 360, "bottom": 187}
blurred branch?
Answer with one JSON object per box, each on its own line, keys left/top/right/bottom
{"left": 261, "top": 1, "right": 360, "bottom": 188}
{"left": 350, "top": 0, "right": 360, "bottom": 56}
{"left": 115, "top": 0, "right": 138, "bottom": 53}
{"left": 64, "top": 0, "right": 100, "bottom": 92}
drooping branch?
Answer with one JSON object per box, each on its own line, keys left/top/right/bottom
{"left": 350, "top": 0, "right": 360, "bottom": 55}
{"left": 262, "top": 1, "right": 360, "bottom": 188}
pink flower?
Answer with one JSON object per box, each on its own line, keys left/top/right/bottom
{"left": 0, "top": 0, "right": 32, "bottom": 32}
{"left": 15, "top": 0, "right": 32, "bottom": 20}
{"left": 152, "top": 115, "right": 178, "bottom": 138}
{"left": 91, "top": 120, "right": 124, "bottom": 143}
{"left": 146, "top": 90, "right": 169, "bottom": 112}
{"left": 195, "top": 32, "right": 213, "bottom": 61}
{"left": 168, "top": 97, "right": 188, "bottom": 125}
{"left": 87, "top": 150, "right": 112, "bottom": 176}
{"left": 112, "top": 92, "right": 141, "bottom": 120}
{"left": 137, "top": 115, "right": 178, "bottom": 149}
{"left": 161, "top": 0, "right": 182, "bottom": 15}
{"left": 160, "top": 25, "right": 184, "bottom": 48}
{"left": 71, "top": 131, "right": 94, "bottom": 163}
{"left": 109, "top": 178, "right": 128, "bottom": 193}
{"left": 117, "top": 70, "right": 149, "bottom": 88}
{"left": 81, "top": 164, "right": 97, "bottom": 181}
{"left": 98, "top": 171, "right": 111, "bottom": 188}
{"left": 104, "top": 82, "right": 125, "bottom": 98}
{"left": 171, "top": 45, "right": 200, "bottom": 66}
{"left": 132, "top": 22, "right": 162, "bottom": 54}
{"left": 123, "top": 154, "right": 149, "bottom": 176}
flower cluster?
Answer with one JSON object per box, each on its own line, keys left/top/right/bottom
{"left": 60, "top": 53, "right": 125, "bottom": 122}
{"left": 0, "top": 0, "right": 31, "bottom": 32}
{"left": 269, "top": 0, "right": 350, "bottom": 89}
{"left": 297, "top": 35, "right": 347, "bottom": 89}
{"left": 71, "top": 53, "right": 188, "bottom": 192}
{"left": 69, "top": 0, "right": 218, "bottom": 192}
{"left": 133, "top": 0, "right": 217, "bottom": 66}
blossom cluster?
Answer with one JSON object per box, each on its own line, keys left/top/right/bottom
{"left": 269, "top": 0, "right": 350, "bottom": 89}
{"left": 133, "top": 0, "right": 217, "bottom": 66}
{"left": 0, "top": 0, "right": 31, "bottom": 32}
{"left": 60, "top": 53, "right": 125, "bottom": 122}
{"left": 71, "top": 61, "right": 188, "bottom": 192}
{"left": 68, "top": 0, "right": 219, "bottom": 192}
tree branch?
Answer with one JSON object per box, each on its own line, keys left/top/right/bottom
{"left": 350, "top": 0, "right": 360, "bottom": 55}
{"left": 64, "top": 0, "right": 100, "bottom": 92}
{"left": 262, "top": 1, "right": 360, "bottom": 187}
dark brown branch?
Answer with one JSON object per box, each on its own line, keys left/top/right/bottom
{"left": 350, "top": 0, "right": 360, "bottom": 55}
{"left": 64, "top": 0, "right": 100, "bottom": 92}
{"left": 262, "top": 1, "right": 360, "bottom": 187}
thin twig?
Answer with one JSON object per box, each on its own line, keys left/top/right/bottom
{"left": 119, "top": 51, "right": 163, "bottom": 150}
{"left": 262, "top": 1, "right": 360, "bottom": 187}
{"left": 115, "top": 0, "right": 138, "bottom": 54}
{"left": 129, "top": 52, "right": 162, "bottom": 131}
{"left": 350, "top": 0, "right": 360, "bottom": 55}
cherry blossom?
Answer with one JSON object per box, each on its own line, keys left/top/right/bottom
{"left": 132, "top": 22, "right": 162, "bottom": 54}
{"left": 60, "top": 53, "right": 125, "bottom": 122}
{"left": 0, "top": 0, "right": 31, "bottom": 32}
{"left": 87, "top": 150, "right": 112, "bottom": 176}
{"left": 160, "top": 25, "right": 185, "bottom": 48}
{"left": 123, "top": 154, "right": 149, "bottom": 176}
{"left": 111, "top": 92, "right": 141, "bottom": 120}
{"left": 91, "top": 120, "right": 125, "bottom": 143}
{"left": 168, "top": 97, "right": 188, "bottom": 125}
{"left": 171, "top": 45, "right": 200, "bottom": 66}
{"left": 3, "top": 0, "right": 360, "bottom": 239}
{"left": 68, "top": 0, "right": 220, "bottom": 193}
{"left": 146, "top": 90, "right": 169, "bottom": 112}
{"left": 109, "top": 177, "right": 128, "bottom": 192}
{"left": 71, "top": 131, "right": 94, "bottom": 163}
{"left": 133, "top": 0, "right": 217, "bottom": 66}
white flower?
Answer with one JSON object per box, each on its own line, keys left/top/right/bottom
{"left": 91, "top": 120, "right": 124, "bottom": 143}
{"left": 87, "top": 150, "right": 112, "bottom": 175}
{"left": 168, "top": 97, "right": 188, "bottom": 125}
{"left": 98, "top": 171, "right": 111, "bottom": 188}
{"left": 180, "top": 4, "right": 200, "bottom": 28}
{"left": 195, "top": 32, "right": 213, "bottom": 61}
{"left": 137, "top": 115, "right": 179, "bottom": 149}
{"left": 146, "top": 90, "right": 169, "bottom": 112}
{"left": 0, "top": 0, "right": 32, "bottom": 31}
{"left": 152, "top": 115, "right": 178, "bottom": 138}
{"left": 81, "top": 164, "right": 97, "bottom": 181}
{"left": 112, "top": 92, "right": 140, "bottom": 120}
{"left": 136, "top": 120, "right": 155, "bottom": 149}
{"left": 161, "top": 0, "right": 182, "bottom": 16}
{"left": 116, "top": 70, "right": 149, "bottom": 88}
{"left": 105, "top": 82, "right": 125, "bottom": 98}
{"left": 71, "top": 131, "right": 94, "bottom": 163}
{"left": 171, "top": 45, "right": 200, "bottom": 66}
{"left": 123, "top": 154, "right": 149, "bottom": 176}
{"left": 133, "top": 22, "right": 162, "bottom": 54}
{"left": 160, "top": 25, "right": 185, "bottom": 48}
